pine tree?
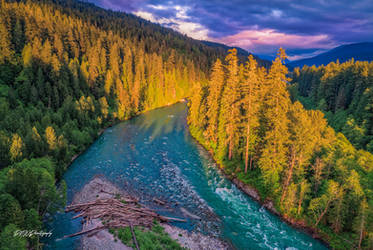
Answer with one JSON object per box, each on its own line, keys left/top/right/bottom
{"left": 109, "top": 42, "right": 120, "bottom": 77}
{"left": 88, "top": 44, "right": 100, "bottom": 85}
{"left": 40, "top": 39, "right": 52, "bottom": 65}
{"left": 188, "top": 84, "right": 204, "bottom": 129}
{"left": 13, "top": 19, "right": 25, "bottom": 54}
{"left": 309, "top": 180, "right": 344, "bottom": 226}
{"left": 312, "top": 157, "right": 325, "bottom": 193}
{"left": 22, "top": 43, "right": 32, "bottom": 66}
{"left": 99, "top": 97, "right": 109, "bottom": 119}
{"left": 104, "top": 70, "right": 114, "bottom": 95}
{"left": 0, "top": 16, "right": 13, "bottom": 63}
{"left": 242, "top": 55, "right": 260, "bottom": 172}
{"left": 206, "top": 59, "right": 224, "bottom": 145}
{"left": 132, "top": 49, "right": 145, "bottom": 112}
{"left": 353, "top": 199, "right": 368, "bottom": 249}
{"left": 221, "top": 49, "right": 242, "bottom": 160}
{"left": 259, "top": 48, "right": 290, "bottom": 191}
{"left": 297, "top": 180, "right": 310, "bottom": 215}
{"left": 281, "top": 101, "right": 317, "bottom": 205}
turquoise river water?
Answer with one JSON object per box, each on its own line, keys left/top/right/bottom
{"left": 44, "top": 102, "right": 327, "bottom": 250}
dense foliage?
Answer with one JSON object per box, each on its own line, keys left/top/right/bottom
{"left": 188, "top": 49, "right": 373, "bottom": 249}
{"left": 1, "top": 0, "right": 371, "bottom": 249}
{"left": 109, "top": 222, "right": 183, "bottom": 250}
{"left": 0, "top": 0, "right": 244, "bottom": 248}
{"left": 291, "top": 60, "right": 373, "bottom": 154}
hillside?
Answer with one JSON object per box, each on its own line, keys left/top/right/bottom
{"left": 292, "top": 58, "right": 373, "bottom": 153}
{"left": 201, "top": 40, "right": 271, "bottom": 67}
{"left": 0, "top": 0, "right": 250, "bottom": 248}
{"left": 188, "top": 49, "right": 373, "bottom": 249}
{"left": 288, "top": 42, "right": 373, "bottom": 68}
{"left": 0, "top": 0, "right": 372, "bottom": 249}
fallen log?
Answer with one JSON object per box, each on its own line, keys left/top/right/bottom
{"left": 153, "top": 198, "right": 166, "bottom": 205}
{"left": 72, "top": 212, "right": 85, "bottom": 219}
{"left": 65, "top": 197, "right": 186, "bottom": 238}
{"left": 158, "top": 216, "right": 187, "bottom": 222}
{"left": 65, "top": 225, "right": 106, "bottom": 238}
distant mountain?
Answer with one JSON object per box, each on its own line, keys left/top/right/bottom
{"left": 201, "top": 41, "right": 271, "bottom": 68}
{"left": 287, "top": 42, "right": 373, "bottom": 68}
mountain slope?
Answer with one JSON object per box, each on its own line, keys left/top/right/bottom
{"left": 201, "top": 41, "right": 271, "bottom": 67}
{"left": 0, "top": 0, "right": 268, "bottom": 248}
{"left": 288, "top": 42, "right": 373, "bottom": 68}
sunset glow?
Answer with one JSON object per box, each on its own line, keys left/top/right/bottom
{"left": 89, "top": 0, "right": 373, "bottom": 59}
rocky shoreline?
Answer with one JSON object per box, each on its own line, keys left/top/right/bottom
{"left": 195, "top": 142, "right": 330, "bottom": 248}
{"left": 65, "top": 102, "right": 329, "bottom": 249}
{"left": 230, "top": 177, "right": 327, "bottom": 242}
{"left": 70, "top": 176, "right": 230, "bottom": 250}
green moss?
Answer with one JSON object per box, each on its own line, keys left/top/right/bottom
{"left": 110, "top": 221, "right": 184, "bottom": 250}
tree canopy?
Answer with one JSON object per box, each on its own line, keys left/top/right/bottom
{"left": 188, "top": 49, "right": 373, "bottom": 249}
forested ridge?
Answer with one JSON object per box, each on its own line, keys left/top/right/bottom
{"left": 287, "top": 43, "right": 373, "bottom": 69}
{"left": 0, "top": 0, "right": 249, "bottom": 248}
{"left": 188, "top": 49, "right": 373, "bottom": 249}
{"left": 0, "top": 0, "right": 372, "bottom": 249}
{"left": 291, "top": 60, "right": 373, "bottom": 154}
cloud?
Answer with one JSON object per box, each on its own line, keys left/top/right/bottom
{"left": 217, "top": 29, "right": 336, "bottom": 55}
{"left": 88, "top": 0, "right": 373, "bottom": 58}
{"left": 133, "top": 4, "right": 210, "bottom": 40}
{"left": 95, "top": 0, "right": 146, "bottom": 11}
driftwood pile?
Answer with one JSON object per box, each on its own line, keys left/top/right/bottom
{"left": 64, "top": 197, "right": 186, "bottom": 238}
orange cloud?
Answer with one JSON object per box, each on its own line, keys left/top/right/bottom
{"left": 217, "top": 29, "right": 336, "bottom": 54}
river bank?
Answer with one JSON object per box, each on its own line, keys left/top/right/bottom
{"left": 46, "top": 102, "right": 328, "bottom": 250}
{"left": 70, "top": 176, "right": 230, "bottom": 249}
{"left": 188, "top": 127, "right": 330, "bottom": 248}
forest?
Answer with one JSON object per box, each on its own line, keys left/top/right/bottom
{"left": 188, "top": 49, "right": 373, "bottom": 249}
{"left": 0, "top": 0, "right": 224, "bottom": 248}
{"left": 0, "top": 0, "right": 372, "bottom": 249}
{"left": 291, "top": 60, "right": 373, "bottom": 154}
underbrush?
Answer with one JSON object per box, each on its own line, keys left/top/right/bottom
{"left": 109, "top": 221, "right": 184, "bottom": 250}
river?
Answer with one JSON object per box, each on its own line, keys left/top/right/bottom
{"left": 44, "top": 102, "right": 327, "bottom": 250}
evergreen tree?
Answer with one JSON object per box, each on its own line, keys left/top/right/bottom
{"left": 259, "top": 48, "right": 290, "bottom": 192}
{"left": 242, "top": 55, "right": 260, "bottom": 172}
{"left": 206, "top": 59, "right": 224, "bottom": 145}
{"left": 0, "top": 16, "right": 13, "bottom": 63}
{"left": 221, "top": 49, "right": 242, "bottom": 160}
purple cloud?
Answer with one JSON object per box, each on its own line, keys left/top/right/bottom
{"left": 87, "top": 0, "right": 373, "bottom": 58}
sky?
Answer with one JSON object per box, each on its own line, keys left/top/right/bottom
{"left": 87, "top": 0, "right": 373, "bottom": 60}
